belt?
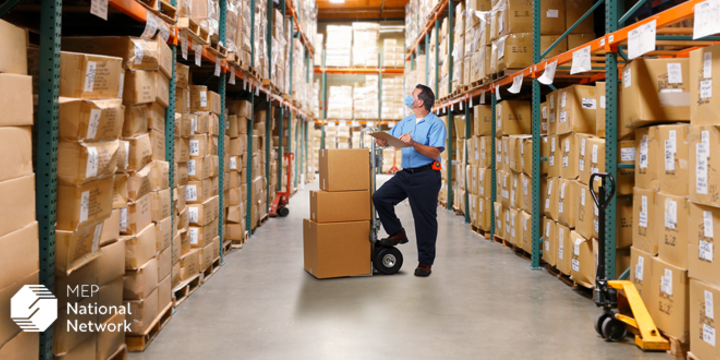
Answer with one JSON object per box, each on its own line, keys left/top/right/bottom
{"left": 403, "top": 164, "right": 434, "bottom": 174}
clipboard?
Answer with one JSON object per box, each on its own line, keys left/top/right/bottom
{"left": 369, "top": 132, "right": 412, "bottom": 148}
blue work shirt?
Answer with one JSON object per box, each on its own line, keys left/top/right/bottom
{"left": 389, "top": 112, "right": 448, "bottom": 169}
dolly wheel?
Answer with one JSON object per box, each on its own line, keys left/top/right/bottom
{"left": 602, "top": 316, "right": 628, "bottom": 342}
{"left": 595, "top": 312, "right": 612, "bottom": 338}
{"left": 374, "top": 247, "right": 403, "bottom": 275}
{"left": 278, "top": 207, "right": 289, "bottom": 217}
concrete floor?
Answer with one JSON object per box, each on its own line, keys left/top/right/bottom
{"left": 130, "top": 175, "right": 667, "bottom": 360}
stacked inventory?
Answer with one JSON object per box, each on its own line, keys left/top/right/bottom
{"left": 271, "top": 9, "right": 287, "bottom": 93}
{"left": 352, "top": 23, "right": 380, "bottom": 68}
{"left": 173, "top": 64, "right": 191, "bottom": 295}
{"left": 251, "top": 109, "right": 270, "bottom": 228}
{"left": 299, "top": 0, "right": 319, "bottom": 51}
{"left": 225, "top": 100, "right": 251, "bottom": 244}
{"left": 325, "top": 25, "right": 352, "bottom": 67}
{"left": 178, "top": 0, "right": 220, "bottom": 42}
{"left": 467, "top": 105, "right": 492, "bottom": 233}
{"left": 314, "top": 34, "right": 324, "bottom": 66}
{"left": 307, "top": 126, "right": 317, "bottom": 181}
{"left": 0, "top": 19, "right": 40, "bottom": 359}
{"left": 381, "top": 77, "right": 404, "bottom": 120}
{"left": 336, "top": 124, "right": 351, "bottom": 149}
{"left": 327, "top": 85, "right": 353, "bottom": 120}
{"left": 383, "top": 39, "right": 404, "bottom": 68}
{"left": 238, "top": 0, "right": 253, "bottom": 65}
{"left": 354, "top": 76, "right": 379, "bottom": 120}
{"left": 437, "top": 18, "right": 449, "bottom": 99}
{"left": 291, "top": 35, "right": 313, "bottom": 112}
{"left": 305, "top": 149, "right": 372, "bottom": 278}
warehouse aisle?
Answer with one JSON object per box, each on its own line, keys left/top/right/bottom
{"left": 130, "top": 176, "right": 665, "bottom": 360}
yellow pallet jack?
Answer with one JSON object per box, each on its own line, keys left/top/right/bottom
{"left": 590, "top": 173, "right": 669, "bottom": 351}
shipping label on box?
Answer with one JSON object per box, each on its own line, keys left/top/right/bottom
{"left": 689, "top": 125, "right": 720, "bottom": 207}
{"left": 632, "top": 187, "right": 658, "bottom": 254}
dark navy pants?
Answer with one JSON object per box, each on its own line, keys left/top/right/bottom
{"left": 372, "top": 168, "right": 442, "bottom": 265}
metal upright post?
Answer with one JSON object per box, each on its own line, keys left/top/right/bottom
{"left": 246, "top": 0, "right": 256, "bottom": 236}
{"left": 425, "top": 33, "right": 429, "bottom": 85}
{"left": 604, "top": 0, "right": 620, "bottom": 279}
{"left": 529, "top": 0, "right": 541, "bottom": 270}
{"left": 294, "top": 113, "right": 299, "bottom": 188}
{"left": 379, "top": 53, "right": 383, "bottom": 122}
{"left": 166, "top": 43, "right": 178, "bottom": 267}
{"left": 36, "top": 0, "right": 62, "bottom": 358}
{"left": 464, "top": 98, "right": 470, "bottom": 223}
{"left": 218, "top": 0, "right": 227, "bottom": 262}
{"left": 434, "top": 18, "right": 439, "bottom": 96}
{"left": 321, "top": 49, "right": 327, "bottom": 149}
{"left": 446, "top": 1, "right": 454, "bottom": 210}
{"left": 490, "top": 91, "right": 497, "bottom": 238}
{"left": 278, "top": 106, "right": 284, "bottom": 192}
{"left": 265, "top": 0, "right": 273, "bottom": 206}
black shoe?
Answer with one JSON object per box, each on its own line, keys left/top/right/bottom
{"left": 379, "top": 229, "right": 409, "bottom": 247}
{"left": 414, "top": 263, "right": 432, "bottom": 277}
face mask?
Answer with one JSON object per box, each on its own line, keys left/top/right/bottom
{"left": 405, "top": 95, "right": 416, "bottom": 109}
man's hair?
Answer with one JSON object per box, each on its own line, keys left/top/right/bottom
{"left": 415, "top": 84, "right": 435, "bottom": 111}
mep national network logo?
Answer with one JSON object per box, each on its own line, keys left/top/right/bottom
{"left": 11, "top": 285, "right": 58, "bottom": 332}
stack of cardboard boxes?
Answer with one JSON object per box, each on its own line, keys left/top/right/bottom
{"left": 305, "top": 149, "right": 371, "bottom": 278}
{"left": 352, "top": 23, "right": 380, "bottom": 68}
{"left": 173, "top": 63, "right": 191, "bottom": 292}
{"left": 381, "top": 77, "right": 405, "bottom": 120}
{"left": 251, "top": 109, "right": 270, "bottom": 228}
{"left": 0, "top": 19, "right": 39, "bottom": 359}
{"left": 467, "top": 105, "right": 493, "bottom": 234}
{"left": 325, "top": 25, "right": 352, "bottom": 67}
{"left": 353, "top": 76, "right": 379, "bottom": 120}
{"left": 225, "top": 100, "right": 252, "bottom": 244}
{"left": 327, "top": 86, "right": 354, "bottom": 120}
{"left": 382, "top": 39, "right": 404, "bottom": 68}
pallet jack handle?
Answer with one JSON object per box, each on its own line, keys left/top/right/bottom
{"left": 589, "top": 172, "right": 616, "bottom": 309}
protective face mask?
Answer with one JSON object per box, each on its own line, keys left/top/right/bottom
{"left": 404, "top": 95, "right": 416, "bottom": 109}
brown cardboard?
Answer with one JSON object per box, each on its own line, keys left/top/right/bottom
{"left": 116, "top": 140, "right": 128, "bottom": 173}
{"left": 100, "top": 209, "right": 120, "bottom": 246}
{"left": 556, "top": 224, "right": 572, "bottom": 275}
{"left": 593, "top": 241, "right": 631, "bottom": 280}
{"left": 620, "top": 58, "right": 690, "bottom": 129}
{"left": 522, "top": 136, "right": 548, "bottom": 176}
{"left": 157, "top": 245, "right": 171, "bottom": 280}
{"left": 595, "top": 81, "right": 607, "bottom": 137}
{"left": 58, "top": 141, "right": 119, "bottom": 185}
{"left": 58, "top": 98, "right": 123, "bottom": 142}
{"left": 477, "top": 196, "right": 492, "bottom": 231}
{"left": 154, "top": 216, "right": 172, "bottom": 252}
{"left": 200, "top": 242, "right": 214, "bottom": 270}
{"left": 55, "top": 222, "right": 103, "bottom": 276}
{"left": 508, "top": 135, "right": 530, "bottom": 172}
{"left": 155, "top": 71, "right": 170, "bottom": 107}
{"left": 0, "top": 175, "right": 35, "bottom": 237}
{"left": 540, "top": 0, "right": 566, "bottom": 33}
{"left": 303, "top": 219, "right": 371, "bottom": 279}
{"left": 61, "top": 36, "right": 159, "bottom": 71}
{"left": 188, "top": 155, "right": 213, "bottom": 181}
{"left": 180, "top": 249, "right": 200, "bottom": 280}
{"left": 548, "top": 134, "right": 560, "bottom": 178}
{"left": 540, "top": 35, "right": 567, "bottom": 61}
{"left": 508, "top": 208, "right": 520, "bottom": 246}
{"left": 0, "top": 270, "right": 38, "bottom": 348}
{"left": 632, "top": 187, "right": 658, "bottom": 254}
{"left": 635, "top": 126, "right": 659, "bottom": 190}
{"left": 124, "top": 287, "right": 158, "bottom": 335}
{"left": 158, "top": 274, "right": 172, "bottom": 313}
{"left": 657, "top": 192, "right": 689, "bottom": 268}
{"left": 172, "top": 230, "right": 181, "bottom": 264}
{"left": 122, "top": 193, "right": 152, "bottom": 235}
{"left": 495, "top": 33, "right": 532, "bottom": 72}
{"left": 474, "top": 105, "right": 492, "bottom": 136}
{"left": 688, "top": 202, "right": 720, "bottom": 288}
{"left": 60, "top": 51, "right": 123, "bottom": 99}
{"left": 568, "top": 33, "right": 596, "bottom": 49}
{"left": 478, "top": 167, "right": 492, "bottom": 200}
{"left": 543, "top": 218, "right": 557, "bottom": 266}
{"left": 630, "top": 246, "right": 655, "bottom": 302}
{"left": 0, "top": 332, "right": 38, "bottom": 360}
{"left": 149, "top": 129, "right": 165, "bottom": 161}
{"left": 123, "top": 223, "right": 156, "bottom": 269}
{"left": 566, "top": 0, "right": 594, "bottom": 34}
{"left": 494, "top": 202, "right": 505, "bottom": 239}
{"left": 97, "top": 276, "right": 122, "bottom": 324}
{"left": 579, "top": 136, "right": 604, "bottom": 185}
{"left": 150, "top": 160, "right": 169, "bottom": 190}
{"left": 154, "top": 34, "right": 172, "bottom": 77}
{"left": 559, "top": 132, "right": 579, "bottom": 180}
{"left": 557, "top": 179, "right": 579, "bottom": 228}
{"left": 112, "top": 173, "right": 128, "bottom": 209}
{"left": 97, "top": 240, "right": 124, "bottom": 286}
{"left": 496, "top": 100, "right": 531, "bottom": 136}
{"left": 0, "top": 74, "right": 32, "bottom": 127}
{"left": 57, "top": 176, "right": 113, "bottom": 231}
{"left": 123, "top": 70, "right": 156, "bottom": 105}
{"left": 151, "top": 189, "right": 171, "bottom": 221}
{"left": 570, "top": 231, "right": 593, "bottom": 288}
{"left": 123, "top": 257, "right": 158, "bottom": 300}
{"left": 650, "top": 257, "right": 690, "bottom": 343}
{"left": 175, "top": 137, "right": 190, "bottom": 163}
{"left": 186, "top": 178, "right": 213, "bottom": 204}
{"left": 544, "top": 177, "right": 559, "bottom": 220}
{"left": 498, "top": 170, "right": 511, "bottom": 208}
{"left": 618, "top": 140, "right": 636, "bottom": 195}
{"left": 189, "top": 218, "right": 219, "bottom": 248}
{"left": 53, "top": 295, "right": 97, "bottom": 355}
{"left": 189, "top": 134, "right": 212, "bottom": 157}
{"left": 0, "top": 222, "right": 38, "bottom": 291}
{"left": 209, "top": 91, "right": 221, "bottom": 115}
{"left": 127, "top": 163, "right": 152, "bottom": 201}
{"left": 0, "top": 126, "right": 32, "bottom": 183}
{"left": 657, "top": 124, "right": 690, "bottom": 196}
{"left": 555, "top": 85, "right": 597, "bottom": 135}
{"left": 0, "top": 19, "right": 27, "bottom": 74}
{"left": 520, "top": 211, "right": 533, "bottom": 253}
{"left": 689, "top": 279, "right": 720, "bottom": 360}
{"left": 310, "top": 190, "right": 371, "bottom": 223}
{"left": 190, "top": 86, "right": 211, "bottom": 112}
{"left": 124, "top": 132, "right": 153, "bottom": 171}
{"left": 176, "top": 86, "right": 189, "bottom": 113}
{"left": 319, "top": 149, "right": 370, "bottom": 192}
{"left": 689, "top": 44, "right": 720, "bottom": 126}
{"left": 689, "top": 125, "right": 720, "bottom": 207}
{"left": 510, "top": 170, "right": 523, "bottom": 210}
{"left": 188, "top": 195, "right": 220, "bottom": 226}
{"left": 176, "top": 63, "right": 189, "bottom": 88}
{"left": 522, "top": 173, "right": 547, "bottom": 214}
{"left": 96, "top": 313, "right": 124, "bottom": 360}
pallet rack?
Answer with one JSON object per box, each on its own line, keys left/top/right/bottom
{"left": 0, "top": 0, "right": 316, "bottom": 356}
{"left": 405, "top": 0, "right": 715, "bottom": 274}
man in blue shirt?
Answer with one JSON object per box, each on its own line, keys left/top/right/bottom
{"left": 374, "top": 84, "right": 447, "bottom": 277}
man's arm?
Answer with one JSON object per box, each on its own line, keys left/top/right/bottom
{"left": 397, "top": 119, "right": 447, "bottom": 160}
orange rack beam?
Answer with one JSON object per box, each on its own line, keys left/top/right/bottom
{"left": 314, "top": 67, "right": 404, "bottom": 74}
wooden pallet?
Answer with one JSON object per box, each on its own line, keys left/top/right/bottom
{"left": 222, "top": 240, "right": 233, "bottom": 255}
{"left": 438, "top": 199, "right": 447, "bottom": 208}
{"left": 106, "top": 344, "right": 127, "bottom": 360}
{"left": 546, "top": 265, "right": 575, "bottom": 287}
{"left": 687, "top": 351, "right": 700, "bottom": 360}
{"left": 126, "top": 302, "right": 173, "bottom": 352}
{"left": 452, "top": 205, "right": 464, "bottom": 216}
{"left": 492, "top": 68, "right": 523, "bottom": 81}
{"left": 137, "top": 0, "right": 177, "bottom": 23}
{"left": 177, "top": 18, "right": 209, "bottom": 45}
{"left": 470, "top": 225, "right": 491, "bottom": 239}
{"left": 207, "top": 40, "right": 228, "bottom": 59}
{"left": 257, "top": 214, "right": 269, "bottom": 227}
{"left": 172, "top": 273, "right": 201, "bottom": 308}
{"left": 201, "top": 257, "right": 222, "bottom": 284}
{"left": 665, "top": 333, "right": 689, "bottom": 359}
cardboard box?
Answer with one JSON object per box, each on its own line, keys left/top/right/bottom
{"left": 496, "top": 100, "right": 531, "bottom": 136}
{"left": 189, "top": 134, "right": 212, "bottom": 157}
{"left": 543, "top": 218, "right": 557, "bottom": 266}
{"left": 100, "top": 208, "right": 120, "bottom": 246}
{"left": 688, "top": 202, "right": 720, "bottom": 288}
{"left": 555, "top": 85, "right": 597, "bottom": 135}
{"left": 157, "top": 245, "right": 171, "bottom": 280}
{"left": 186, "top": 178, "right": 213, "bottom": 204}
{"left": 566, "top": 0, "right": 595, "bottom": 34}
{"left": 540, "top": 35, "right": 567, "bottom": 61}
{"left": 97, "top": 276, "right": 122, "bottom": 324}
{"left": 657, "top": 124, "right": 689, "bottom": 196}
{"left": 632, "top": 187, "right": 657, "bottom": 254}
{"left": 57, "top": 141, "right": 119, "bottom": 185}
{"left": 123, "top": 223, "right": 156, "bottom": 269}
{"left": 630, "top": 246, "right": 655, "bottom": 301}
{"left": 55, "top": 222, "right": 103, "bottom": 276}
{"left": 226, "top": 205, "right": 244, "bottom": 224}
{"left": 544, "top": 177, "right": 559, "bottom": 220}
{"left": 150, "top": 189, "right": 171, "bottom": 222}
{"left": 127, "top": 163, "right": 152, "bottom": 202}
{"left": 556, "top": 224, "right": 572, "bottom": 275}
{"left": 595, "top": 81, "right": 606, "bottom": 136}
{"left": 0, "top": 175, "right": 35, "bottom": 238}
{"left": 180, "top": 248, "right": 200, "bottom": 280}
{"left": 570, "top": 231, "right": 593, "bottom": 288}
{"left": 123, "top": 70, "right": 156, "bottom": 105}
{"left": 124, "top": 287, "right": 158, "bottom": 335}
{"left": 150, "top": 160, "right": 169, "bottom": 190}
{"left": 97, "top": 239, "right": 124, "bottom": 286}
{"left": 61, "top": 36, "right": 159, "bottom": 71}
{"left": 495, "top": 33, "right": 533, "bottom": 72}
{"left": 0, "top": 332, "right": 38, "bottom": 360}
{"left": 620, "top": 58, "right": 690, "bottom": 129}
{"left": 57, "top": 176, "right": 113, "bottom": 231}
{"left": 689, "top": 279, "right": 720, "bottom": 360}
{"left": 158, "top": 274, "right": 172, "bottom": 313}
{"left": 200, "top": 242, "right": 213, "bottom": 270}
{"left": 155, "top": 216, "right": 172, "bottom": 252}
{"left": 689, "top": 44, "right": 720, "bottom": 126}
{"left": 474, "top": 105, "right": 492, "bottom": 136}
{"left": 0, "top": 74, "right": 32, "bottom": 127}
{"left": 188, "top": 155, "right": 213, "bottom": 181}
{"left": 0, "top": 126, "right": 32, "bottom": 184}
{"left": 593, "top": 240, "right": 631, "bottom": 280}
{"left": 522, "top": 137, "right": 549, "bottom": 176}
{"left": 689, "top": 125, "right": 720, "bottom": 207}
{"left": 521, "top": 174, "right": 547, "bottom": 214}
{"left": 112, "top": 173, "right": 128, "bottom": 209}
{"left": 58, "top": 98, "right": 123, "bottom": 142}
{"left": 60, "top": 52, "right": 123, "bottom": 99}
{"left": 155, "top": 71, "right": 170, "bottom": 107}
{"left": 149, "top": 129, "right": 165, "bottom": 161}
{"left": 124, "top": 133, "right": 153, "bottom": 171}
{"left": 0, "top": 19, "right": 28, "bottom": 74}
{"left": 657, "top": 192, "right": 689, "bottom": 268}
{"left": 303, "top": 219, "right": 371, "bottom": 279}
{"left": 175, "top": 137, "right": 190, "bottom": 163}
{"left": 498, "top": 170, "right": 511, "bottom": 208}
{"left": 519, "top": 211, "right": 533, "bottom": 253}
{"left": 319, "top": 149, "right": 370, "bottom": 192}
{"left": 123, "top": 257, "right": 158, "bottom": 300}
{"left": 494, "top": 202, "right": 505, "bottom": 239}
{"left": 635, "top": 126, "right": 659, "bottom": 190}
{"left": 209, "top": 90, "right": 221, "bottom": 115}
{"left": 508, "top": 208, "right": 520, "bottom": 246}
{"left": 0, "top": 222, "right": 38, "bottom": 291}
{"left": 618, "top": 140, "right": 636, "bottom": 195}
{"left": 559, "top": 132, "right": 579, "bottom": 180}
{"left": 547, "top": 134, "right": 560, "bottom": 178}
{"left": 508, "top": 135, "right": 530, "bottom": 172}
{"left": 176, "top": 64, "right": 189, "bottom": 88}
{"left": 476, "top": 197, "right": 492, "bottom": 231}
{"left": 122, "top": 193, "right": 152, "bottom": 235}
{"left": 190, "top": 85, "right": 210, "bottom": 112}
{"left": 96, "top": 313, "right": 124, "bottom": 360}
{"left": 557, "top": 179, "right": 579, "bottom": 228}
{"left": 650, "top": 256, "right": 690, "bottom": 343}
{"left": 53, "top": 295, "right": 97, "bottom": 355}
{"left": 578, "top": 135, "right": 604, "bottom": 185}
{"left": 188, "top": 195, "right": 219, "bottom": 226}
{"left": 189, "top": 218, "right": 219, "bottom": 248}
{"left": 310, "top": 190, "right": 371, "bottom": 223}
{"left": 171, "top": 230, "right": 181, "bottom": 264}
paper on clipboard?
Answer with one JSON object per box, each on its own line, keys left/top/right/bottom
{"left": 369, "top": 132, "right": 412, "bottom": 148}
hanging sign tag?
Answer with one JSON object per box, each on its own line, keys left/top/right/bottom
{"left": 628, "top": 20, "right": 656, "bottom": 59}
{"left": 538, "top": 60, "right": 557, "bottom": 85}
{"left": 90, "top": 0, "right": 108, "bottom": 20}
{"left": 571, "top": 46, "right": 592, "bottom": 74}
{"left": 508, "top": 73, "right": 523, "bottom": 94}
{"left": 694, "top": 0, "right": 720, "bottom": 39}
{"left": 194, "top": 44, "right": 202, "bottom": 66}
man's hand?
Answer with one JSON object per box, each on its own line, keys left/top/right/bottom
{"left": 376, "top": 138, "right": 388, "bottom": 147}
{"left": 399, "top": 133, "right": 415, "bottom": 146}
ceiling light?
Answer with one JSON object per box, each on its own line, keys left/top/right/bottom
{"left": 329, "top": 0, "right": 345, "bottom": 3}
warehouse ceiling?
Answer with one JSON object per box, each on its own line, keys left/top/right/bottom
{"left": 317, "top": 0, "right": 407, "bottom": 21}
